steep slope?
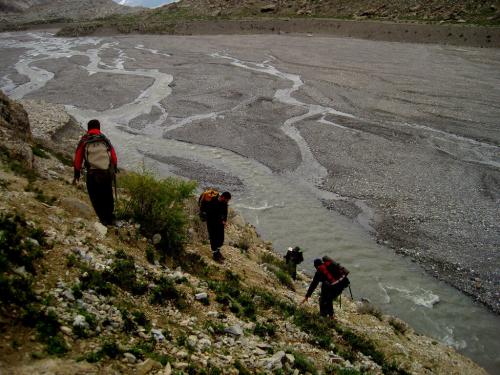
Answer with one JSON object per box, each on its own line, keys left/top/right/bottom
{"left": 0, "top": 0, "right": 142, "bottom": 24}
{"left": 165, "top": 0, "right": 500, "bottom": 23}
{"left": 0, "top": 91, "right": 488, "bottom": 374}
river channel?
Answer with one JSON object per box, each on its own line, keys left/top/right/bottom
{"left": 0, "top": 31, "right": 499, "bottom": 373}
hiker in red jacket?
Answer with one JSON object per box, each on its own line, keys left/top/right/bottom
{"left": 301, "top": 257, "right": 350, "bottom": 318}
{"left": 73, "top": 119, "right": 118, "bottom": 226}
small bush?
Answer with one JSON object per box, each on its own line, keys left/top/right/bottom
{"left": 234, "top": 360, "right": 252, "bottom": 375}
{"left": 104, "top": 250, "right": 147, "bottom": 295}
{"left": 290, "top": 351, "right": 318, "bottom": 375}
{"left": 389, "top": 317, "right": 409, "bottom": 335}
{"left": 253, "top": 321, "right": 276, "bottom": 338}
{"left": 259, "top": 253, "right": 295, "bottom": 290}
{"left": 79, "top": 268, "right": 113, "bottom": 296}
{"left": 150, "top": 277, "right": 185, "bottom": 307}
{"left": 32, "top": 145, "right": 50, "bottom": 159}
{"left": 117, "top": 171, "right": 196, "bottom": 256}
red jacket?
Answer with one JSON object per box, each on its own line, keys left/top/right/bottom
{"left": 74, "top": 129, "right": 117, "bottom": 178}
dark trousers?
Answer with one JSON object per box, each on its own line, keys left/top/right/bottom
{"left": 86, "top": 170, "right": 114, "bottom": 225}
{"left": 319, "top": 278, "right": 349, "bottom": 317}
{"left": 207, "top": 221, "right": 224, "bottom": 253}
{"left": 319, "top": 284, "right": 336, "bottom": 317}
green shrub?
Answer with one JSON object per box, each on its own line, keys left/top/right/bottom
{"left": 253, "top": 321, "right": 276, "bottom": 338}
{"left": 0, "top": 214, "right": 46, "bottom": 309}
{"left": 32, "top": 145, "right": 49, "bottom": 159}
{"left": 117, "top": 171, "right": 196, "bottom": 256}
{"left": 79, "top": 268, "right": 113, "bottom": 296}
{"left": 290, "top": 351, "right": 318, "bottom": 375}
{"left": 150, "top": 277, "right": 185, "bottom": 307}
{"left": 234, "top": 360, "right": 252, "bottom": 375}
{"left": 104, "top": 250, "right": 147, "bottom": 295}
{"left": 293, "top": 309, "right": 336, "bottom": 349}
{"left": 259, "top": 253, "right": 295, "bottom": 290}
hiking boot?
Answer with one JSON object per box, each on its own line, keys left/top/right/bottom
{"left": 212, "top": 251, "right": 224, "bottom": 262}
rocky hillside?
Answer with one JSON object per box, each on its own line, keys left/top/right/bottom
{"left": 0, "top": 0, "right": 142, "bottom": 25}
{"left": 0, "top": 90, "right": 488, "bottom": 374}
{"left": 160, "top": 0, "right": 500, "bottom": 24}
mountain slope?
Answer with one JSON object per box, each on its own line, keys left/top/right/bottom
{"left": 0, "top": 0, "right": 142, "bottom": 24}
{"left": 0, "top": 91, "right": 489, "bottom": 374}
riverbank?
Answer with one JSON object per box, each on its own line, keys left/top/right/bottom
{"left": 51, "top": 18, "right": 500, "bottom": 48}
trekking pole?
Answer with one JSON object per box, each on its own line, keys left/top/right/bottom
{"left": 113, "top": 170, "right": 118, "bottom": 203}
{"left": 339, "top": 294, "right": 342, "bottom": 309}
{"left": 348, "top": 285, "right": 353, "bottom": 300}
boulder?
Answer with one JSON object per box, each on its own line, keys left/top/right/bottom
{"left": 59, "top": 197, "right": 94, "bottom": 219}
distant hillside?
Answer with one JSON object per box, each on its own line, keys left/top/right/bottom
{"left": 0, "top": 0, "right": 142, "bottom": 25}
{"left": 163, "top": 0, "right": 500, "bottom": 24}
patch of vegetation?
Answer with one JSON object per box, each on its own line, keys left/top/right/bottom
{"left": 0, "top": 214, "right": 46, "bottom": 310}
{"left": 0, "top": 144, "right": 38, "bottom": 182}
{"left": 117, "top": 171, "right": 196, "bottom": 257}
{"left": 289, "top": 350, "right": 318, "bottom": 375}
{"left": 209, "top": 272, "right": 256, "bottom": 320}
{"left": 25, "top": 181, "right": 57, "bottom": 205}
{"left": 259, "top": 253, "right": 294, "bottom": 290}
{"left": 293, "top": 309, "right": 336, "bottom": 349}
{"left": 32, "top": 145, "right": 50, "bottom": 159}
{"left": 150, "top": 276, "right": 186, "bottom": 308}
{"left": 388, "top": 317, "right": 409, "bottom": 335}
{"left": 234, "top": 360, "right": 252, "bottom": 375}
{"left": 253, "top": 321, "right": 276, "bottom": 338}
{"left": 104, "top": 249, "right": 147, "bottom": 295}
{"left": 35, "top": 310, "right": 68, "bottom": 356}
{"left": 84, "top": 340, "right": 122, "bottom": 362}
{"left": 79, "top": 267, "right": 114, "bottom": 296}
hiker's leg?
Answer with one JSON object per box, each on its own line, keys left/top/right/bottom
{"left": 88, "top": 171, "right": 114, "bottom": 225}
{"left": 320, "top": 286, "right": 334, "bottom": 317}
{"left": 86, "top": 172, "right": 106, "bottom": 223}
{"left": 101, "top": 172, "right": 114, "bottom": 225}
{"left": 214, "top": 223, "right": 224, "bottom": 249}
{"left": 207, "top": 222, "right": 219, "bottom": 253}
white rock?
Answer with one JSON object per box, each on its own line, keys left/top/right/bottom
{"left": 195, "top": 292, "right": 208, "bottom": 300}
{"left": 73, "top": 314, "right": 88, "bottom": 328}
{"left": 123, "top": 352, "right": 137, "bottom": 363}
{"left": 224, "top": 325, "right": 243, "bottom": 336}
{"left": 151, "top": 328, "right": 165, "bottom": 342}
{"left": 93, "top": 222, "right": 108, "bottom": 237}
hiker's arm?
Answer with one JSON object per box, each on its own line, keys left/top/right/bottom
{"left": 73, "top": 140, "right": 85, "bottom": 183}
{"left": 305, "top": 273, "right": 320, "bottom": 299}
{"left": 109, "top": 145, "right": 118, "bottom": 169}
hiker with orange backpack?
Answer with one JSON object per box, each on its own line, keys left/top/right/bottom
{"left": 73, "top": 119, "right": 118, "bottom": 226}
{"left": 301, "top": 257, "right": 350, "bottom": 318}
{"left": 199, "top": 189, "right": 231, "bottom": 261}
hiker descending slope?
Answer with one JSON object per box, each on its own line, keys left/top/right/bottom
{"left": 199, "top": 189, "right": 231, "bottom": 261}
{"left": 73, "top": 119, "right": 118, "bottom": 226}
{"left": 301, "top": 257, "right": 350, "bottom": 318}
{"left": 284, "top": 246, "right": 304, "bottom": 280}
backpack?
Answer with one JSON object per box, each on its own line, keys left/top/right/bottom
{"left": 198, "top": 188, "right": 219, "bottom": 221}
{"left": 84, "top": 134, "right": 112, "bottom": 171}
{"left": 318, "top": 258, "right": 350, "bottom": 296}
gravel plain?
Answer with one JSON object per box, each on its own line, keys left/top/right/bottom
{"left": 0, "top": 31, "right": 499, "bottom": 314}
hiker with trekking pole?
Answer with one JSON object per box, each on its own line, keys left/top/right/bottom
{"left": 73, "top": 119, "right": 118, "bottom": 226}
{"left": 301, "top": 256, "right": 350, "bottom": 318}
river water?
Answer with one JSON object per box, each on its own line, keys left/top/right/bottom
{"left": 0, "top": 31, "right": 499, "bottom": 373}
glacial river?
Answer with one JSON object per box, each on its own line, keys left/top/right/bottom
{"left": 0, "top": 31, "right": 499, "bottom": 373}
